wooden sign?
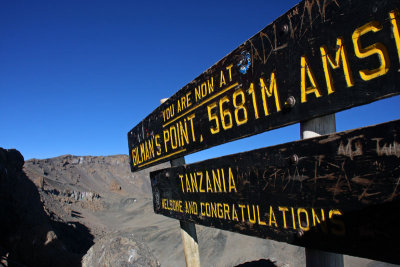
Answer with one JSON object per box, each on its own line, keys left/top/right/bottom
{"left": 150, "top": 119, "right": 400, "bottom": 264}
{"left": 128, "top": 0, "right": 400, "bottom": 171}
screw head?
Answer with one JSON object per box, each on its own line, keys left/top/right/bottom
{"left": 285, "top": 96, "right": 296, "bottom": 108}
{"left": 297, "top": 229, "right": 304, "bottom": 237}
{"left": 290, "top": 154, "right": 299, "bottom": 164}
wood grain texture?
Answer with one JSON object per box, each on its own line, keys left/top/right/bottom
{"left": 180, "top": 221, "right": 200, "bottom": 267}
{"left": 128, "top": 0, "right": 400, "bottom": 171}
{"left": 150, "top": 119, "right": 400, "bottom": 264}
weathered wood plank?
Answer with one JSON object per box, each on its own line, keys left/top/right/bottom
{"left": 150, "top": 119, "right": 400, "bottom": 264}
{"left": 128, "top": 0, "right": 400, "bottom": 171}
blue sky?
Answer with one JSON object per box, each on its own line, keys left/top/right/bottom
{"left": 1, "top": 0, "right": 400, "bottom": 163}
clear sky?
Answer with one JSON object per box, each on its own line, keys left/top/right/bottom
{"left": 1, "top": 0, "right": 400, "bottom": 163}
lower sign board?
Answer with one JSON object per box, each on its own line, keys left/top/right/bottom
{"left": 151, "top": 119, "right": 400, "bottom": 264}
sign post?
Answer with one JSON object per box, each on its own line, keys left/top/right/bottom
{"left": 173, "top": 157, "right": 200, "bottom": 267}
{"left": 300, "top": 114, "right": 344, "bottom": 267}
{"left": 161, "top": 99, "right": 200, "bottom": 267}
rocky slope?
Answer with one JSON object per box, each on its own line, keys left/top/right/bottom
{"left": 0, "top": 149, "right": 161, "bottom": 267}
{"left": 0, "top": 148, "right": 85, "bottom": 266}
{"left": 23, "top": 154, "right": 161, "bottom": 241}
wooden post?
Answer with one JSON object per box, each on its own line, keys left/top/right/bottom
{"left": 161, "top": 98, "right": 201, "bottom": 267}
{"left": 301, "top": 114, "right": 344, "bottom": 267}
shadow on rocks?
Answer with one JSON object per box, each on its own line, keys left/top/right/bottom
{"left": 50, "top": 220, "right": 94, "bottom": 255}
{"left": 0, "top": 148, "right": 94, "bottom": 267}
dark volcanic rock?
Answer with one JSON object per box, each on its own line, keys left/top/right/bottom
{"left": 0, "top": 148, "right": 93, "bottom": 266}
{"left": 235, "top": 259, "right": 277, "bottom": 267}
{"left": 82, "top": 230, "right": 160, "bottom": 267}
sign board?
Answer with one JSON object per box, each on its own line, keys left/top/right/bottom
{"left": 151, "top": 119, "right": 400, "bottom": 264}
{"left": 128, "top": 0, "right": 400, "bottom": 172}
